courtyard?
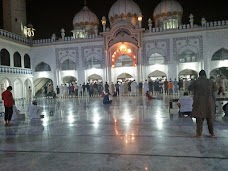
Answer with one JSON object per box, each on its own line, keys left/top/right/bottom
{"left": 0, "top": 95, "right": 228, "bottom": 171}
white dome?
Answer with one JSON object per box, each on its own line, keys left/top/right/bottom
{"left": 73, "top": 6, "right": 99, "bottom": 28}
{"left": 108, "top": 0, "right": 141, "bottom": 26}
{"left": 153, "top": 0, "right": 183, "bottom": 19}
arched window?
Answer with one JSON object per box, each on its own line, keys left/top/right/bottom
{"left": 0, "top": 49, "right": 10, "bottom": 66}
{"left": 14, "top": 52, "right": 21, "bottom": 67}
{"left": 35, "top": 62, "right": 51, "bottom": 72}
{"left": 211, "top": 48, "right": 228, "bottom": 61}
{"left": 24, "top": 54, "right": 31, "bottom": 68}
{"left": 115, "top": 55, "right": 133, "bottom": 67}
{"left": 148, "top": 53, "right": 165, "bottom": 65}
{"left": 179, "top": 50, "right": 198, "bottom": 63}
{"left": 61, "top": 59, "right": 75, "bottom": 70}
{"left": 85, "top": 58, "right": 102, "bottom": 69}
{"left": 163, "top": 19, "right": 179, "bottom": 30}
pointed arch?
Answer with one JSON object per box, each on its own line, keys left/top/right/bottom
{"left": 211, "top": 48, "right": 228, "bottom": 61}
{"left": 178, "top": 45, "right": 199, "bottom": 63}
{"left": 61, "top": 59, "right": 76, "bottom": 70}
{"left": 148, "top": 70, "right": 166, "bottom": 77}
{"left": 24, "top": 54, "right": 31, "bottom": 68}
{"left": 87, "top": 74, "right": 103, "bottom": 82}
{"left": 179, "top": 69, "right": 198, "bottom": 79}
{"left": 84, "top": 53, "right": 102, "bottom": 69}
{"left": 14, "top": 52, "right": 22, "bottom": 67}
{"left": 14, "top": 78, "right": 23, "bottom": 99}
{"left": 0, "top": 49, "right": 10, "bottom": 66}
{"left": 35, "top": 62, "right": 51, "bottom": 72}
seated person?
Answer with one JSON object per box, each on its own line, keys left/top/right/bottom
{"left": 146, "top": 91, "right": 153, "bottom": 100}
{"left": 28, "top": 100, "right": 44, "bottom": 119}
{"left": 177, "top": 92, "right": 193, "bottom": 117}
{"left": 103, "top": 93, "right": 112, "bottom": 104}
{"left": 223, "top": 102, "right": 228, "bottom": 116}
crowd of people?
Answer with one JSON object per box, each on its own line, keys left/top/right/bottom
{"left": 1, "top": 71, "right": 228, "bottom": 139}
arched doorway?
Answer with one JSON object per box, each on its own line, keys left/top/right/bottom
{"left": 25, "top": 78, "right": 33, "bottom": 98}
{"left": 62, "top": 76, "right": 77, "bottom": 84}
{"left": 34, "top": 78, "right": 53, "bottom": 96}
{"left": 210, "top": 67, "right": 228, "bottom": 78}
{"left": 117, "top": 73, "right": 134, "bottom": 82}
{"left": 1, "top": 78, "right": 10, "bottom": 95}
{"left": 148, "top": 70, "right": 166, "bottom": 80}
{"left": 14, "top": 79, "right": 23, "bottom": 99}
{"left": 179, "top": 69, "right": 198, "bottom": 80}
{"left": 87, "top": 74, "right": 102, "bottom": 83}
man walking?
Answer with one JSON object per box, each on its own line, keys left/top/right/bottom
{"left": 2, "top": 86, "right": 14, "bottom": 126}
{"left": 188, "top": 70, "right": 216, "bottom": 138}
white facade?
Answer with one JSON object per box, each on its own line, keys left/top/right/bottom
{"left": 0, "top": 0, "right": 228, "bottom": 98}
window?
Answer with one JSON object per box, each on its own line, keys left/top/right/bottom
{"left": 0, "top": 49, "right": 10, "bottom": 66}
{"left": 163, "top": 19, "right": 179, "bottom": 30}
{"left": 212, "top": 48, "right": 228, "bottom": 61}
{"left": 85, "top": 58, "right": 102, "bottom": 69}
{"left": 24, "top": 54, "right": 31, "bottom": 68}
{"left": 35, "top": 62, "right": 51, "bottom": 72}
{"left": 148, "top": 53, "right": 165, "bottom": 65}
{"left": 179, "top": 50, "right": 198, "bottom": 63}
{"left": 115, "top": 55, "right": 133, "bottom": 67}
{"left": 14, "top": 52, "right": 21, "bottom": 67}
{"left": 61, "top": 59, "right": 75, "bottom": 70}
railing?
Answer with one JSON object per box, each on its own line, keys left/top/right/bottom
{"left": 0, "top": 29, "right": 32, "bottom": 45}
{"left": 145, "top": 20, "right": 228, "bottom": 34}
{"left": 0, "top": 66, "right": 32, "bottom": 75}
{"left": 32, "top": 35, "right": 103, "bottom": 45}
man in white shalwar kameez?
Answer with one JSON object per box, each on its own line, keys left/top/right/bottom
{"left": 143, "top": 80, "right": 149, "bottom": 95}
{"left": 29, "top": 100, "right": 44, "bottom": 119}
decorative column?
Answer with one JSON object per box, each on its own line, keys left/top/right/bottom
{"left": 148, "top": 18, "right": 152, "bottom": 32}
{"left": 201, "top": 17, "right": 207, "bottom": 27}
{"left": 189, "top": 14, "right": 194, "bottom": 28}
{"left": 138, "top": 13, "right": 143, "bottom": 28}
{"left": 61, "top": 28, "right": 65, "bottom": 40}
{"left": 137, "top": 47, "right": 143, "bottom": 82}
{"left": 101, "top": 16, "right": 106, "bottom": 32}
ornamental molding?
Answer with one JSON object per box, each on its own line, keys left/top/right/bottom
{"left": 173, "top": 35, "right": 203, "bottom": 60}
{"left": 55, "top": 47, "right": 79, "bottom": 69}
{"left": 81, "top": 45, "right": 104, "bottom": 68}
{"left": 143, "top": 39, "right": 170, "bottom": 64}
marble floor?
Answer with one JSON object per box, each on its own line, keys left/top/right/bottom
{"left": 0, "top": 95, "right": 228, "bottom": 171}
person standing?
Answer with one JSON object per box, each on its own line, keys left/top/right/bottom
{"left": 27, "top": 86, "right": 32, "bottom": 100}
{"left": 164, "top": 79, "right": 168, "bottom": 95}
{"left": 188, "top": 70, "right": 216, "bottom": 138}
{"left": 2, "top": 86, "right": 14, "bottom": 126}
{"left": 115, "top": 82, "right": 120, "bottom": 96}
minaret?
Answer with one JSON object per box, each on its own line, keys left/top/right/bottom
{"left": 2, "top": 0, "right": 27, "bottom": 36}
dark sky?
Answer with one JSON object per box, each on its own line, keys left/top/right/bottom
{"left": 3, "top": 0, "right": 228, "bottom": 39}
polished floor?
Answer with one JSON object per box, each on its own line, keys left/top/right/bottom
{"left": 0, "top": 94, "right": 228, "bottom": 171}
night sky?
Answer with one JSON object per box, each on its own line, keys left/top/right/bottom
{"left": 1, "top": 0, "right": 228, "bottom": 39}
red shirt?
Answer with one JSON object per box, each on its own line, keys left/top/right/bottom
{"left": 2, "top": 90, "right": 14, "bottom": 107}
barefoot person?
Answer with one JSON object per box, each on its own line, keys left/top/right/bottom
{"left": 188, "top": 70, "right": 216, "bottom": 138}
{"left": 2, "top": 86, "right": 14, "bottom": 126}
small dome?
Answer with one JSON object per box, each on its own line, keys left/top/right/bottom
{"left": 73, "top": 6, "right": 99, "bottom": 28}
{"left": 153, "top": 0, "right": 183, "bottom": 20}
{"left": 108, "top": 0, "right": 141, "bottom": 27}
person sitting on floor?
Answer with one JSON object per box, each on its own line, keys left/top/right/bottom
{"left": 146, "top": 91, "right": 153, "bottom": 100}
{"left": 177, "top": 92, "right": 193, "bottom": 117}
{"left": 28, "top": 100, "right": 44, "bottom": 119}
{"left": 103, "top": 93, "right": 112, "bottom": 104}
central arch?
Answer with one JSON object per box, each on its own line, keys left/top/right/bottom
{"left": 148, "top": 70, "right": 166, "bottom": 80}
{"left": 62, "top": 76, "right": 77, "bottom": 83}
{"left": 87, "top": 74, "right": 102, "bottom": 83}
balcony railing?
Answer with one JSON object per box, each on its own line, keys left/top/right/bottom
{"left": 0, "top": 66, "right": 32, "bottom": 75}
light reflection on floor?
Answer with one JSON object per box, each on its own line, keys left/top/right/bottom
{"left": 0, "top": 95, "right": 228, "bottom": 170}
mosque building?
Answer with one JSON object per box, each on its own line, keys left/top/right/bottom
{"left": 0, "top": 0, "right": 228, "bottom": 98}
